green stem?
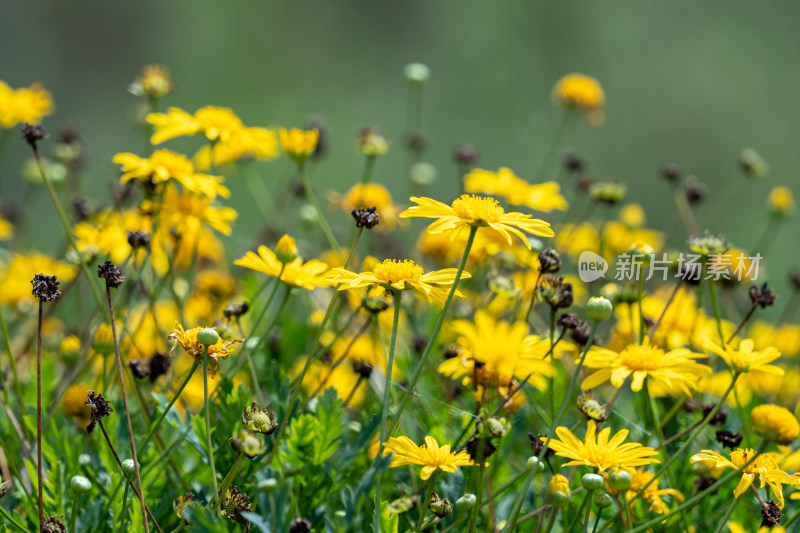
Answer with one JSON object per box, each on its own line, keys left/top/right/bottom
{"left": 622, "top": 493, "right": 633, "bottom": 530}
{"left": 566, "top": 492, "right": 590, "bottom": 532}
{"left": 0, "top": 505, "right": 27, "bottom": 532}
{"left": 360, "top": 154, "right": 376, "bottom": 184}
{"left": 469, "top": 460, "right": 487, "bottom": 532}
{"left": 501, "top": 463, "right": 537, "bottom": 533}
{"left": 33, "top": 151, "right": 105, "bottom": 309}
{"left": 707, "top": 277, "right": 726, "bottom": 346}
{"left": 413, "top": 473, "right": 437, "bottom": 533}
{"left": 388, "top": 225, "right": 477, "bottom": 437}
{"left": 608, "top": 373, "right": 742, "bottom": 528}
{"left": 524, "top": 271, "right": 542, "bottom": 325}
{"left": 0, "top": 307, "right": 27, "bottom": 434}
{"left": 265, "top": 228, "right": 363, "bottom": 466}
{"left": 298, "top": 161, "right": 342, "bottom": 258}
{"left": 712, "top": 497, "right": 739, "bottom": 533}
{"left": 582, "top": 492, "right": 594, "bottom": 533}
{"left": 216, "top": 452, "right": 244, "bottom": 509}
{"left": 70, "top": 494, "right": 79, "bottom": 533}
{"left": 139, "top": 364, "right": 199, "bottom": 452}
{"left": 119, "top": 482, "right": 129, "bottom": 533}
{"left": 537, "top": 321, "right": 600, "bottom": 462}
{"left": 533, "top": 110, "right": 572, "bottom": 179}
{"left": 202, "top": 346, "right": 219, "bottom": 506}
{"left": 374, "top": 291, "right": 403, "bottom": 526}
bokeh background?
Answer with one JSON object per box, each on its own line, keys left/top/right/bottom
{"left": 2, "top": 0, "right": 798, "bottom": 308}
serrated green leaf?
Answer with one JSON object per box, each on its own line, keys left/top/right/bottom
{"left": 281, "top": 413, "right": 317, "bottom": 467}
{"left": 313, "top": 387, "right": 343, "bottom": 465}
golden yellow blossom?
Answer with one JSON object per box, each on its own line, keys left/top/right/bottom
{"left": 382, "top": 435, "right": 475, "bottom": 480}
{"left": 463, "top": 167, "right": 567, "bottom": 212}
{"left": 690, "top": 448, "right": 795, "bottom": 508}
{"left": 327, "top": 259, "right": 470, "bottom": 306}
{"left": 704, "top": 338, "right": 782, "bottom": 375}
{"left": 624, "top": 468, "right": 684, "bottom": 514}
{"left": 400, "top": 195, "right": 553, "bottom": 247}
{"left": 0, "top": 80, "right": 54, "bottom": 128}
{"left": 581, "top": 337, "right": 710, "bottom": 395}
{"left": 752, "top": 404, "right": 800, "bottom": 445}
{"left": 194, "top": 126, "right": 279, "bottom": 169}
{"left": 130, "top": 65, "right": 174, "bottom": 99}
{"left": 113, "top": 149, "right": 230, "bottom": 199}
{"left": 147, "top": 105, "right": 244, "bottom": 144}
{"left": 768, "top": 186, "right": 795, "bottom": 216}
{"left": 234, "top": 238, "right": 332, "bottom": 290}
{"left": 542, "top": 421, "right": 659, "bottom": 472}
{"left": 553, "top": 73, "right": 605, "bottom": 124}
{"left": 279, "top": 127, "right": 319, "bottom": 161}
{"left": 168, "top": 323, "right": 239, "bottom": 376}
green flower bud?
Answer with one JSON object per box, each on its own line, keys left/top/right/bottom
{"left": 298, "top": 203, "right": 319, "bottom": 225}
{"left": 586, "top": 296, "right": 613, "bottom": 322}
{"left": 121, "top": 459, "right": 137, "bottom": 475}
{"left": 404, "top": 63, "right": 430, "bottom": 83}
{"left": 608, "top": 470, "right": 632, "bottom": 491}
{"left": 527, "top": 456, "right": 541, "bottom": 472}
{"left": 70, "top": 475, "right": 92, "bottom": 494}
{"left": 197, "top": 328, "right": 219, "bottom": 347}
{"left": 409, "top": 162, "right": 438, "bottom": 187}
{"left": 549, "top": 490, "right": 569, "bottom": 509}
{"left": 581, "top": 473, "right": 604, "bottom": 491}
{"left": 78, "top": 454, "right": 92, "bottom": 466}
{"left": 595, "top": 492, "right": 613, "bottom": 508}
{"left": 229, "top": 429, "right": 267, "bottom": 459}
{"left": 257, "top": 478, "right": 278, "bottom": 492}
{"left": 455, "top": 493, "right": 477, "bottom": 511}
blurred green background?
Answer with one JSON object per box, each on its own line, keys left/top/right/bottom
{"left": 1, "top": 0, "right": 798, "bottom": 303}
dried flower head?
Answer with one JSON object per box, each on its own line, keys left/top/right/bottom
{"left": 715, "top": 430, "right": 743, "bottom": 450}
{"left": 761, "top": 500, "right": 784, "bottom": 528}
{"left": 242, "top": 401, "right": 277, "bottom": 435}
{"left": 85, "top": 390, "right": 113, "bottom": 434}
{"left": 537, "top": 275, "right": 573, "bottom": 309}
{"left": 129, "top": 352, "right": 171, "bottom": 382}
{"left": 353, "top": 359, "right": 374, "bottom": 379}
{"left": 454, "top": 144, "right": 479, "bottom": 166}
{"left": 31, "top": 273, "right": 61, "bottom": 302}
{"left": 289, "top": 518, "right": 312, "bottom": 533}
{"left": 223, "top": 302, "right": 250, "bottom": 320}
{"left": 351, "top": 206, "right": 380, "bottom": 229}
{"left": 126, "top": 230, "right": 150, "bottom": 250}
{"left": 538, "top": 248, "right": 561, "bottom": 274}
{"left": 750, "top": 283, "right": 776, "bottom": 309}
{"left": 21, "top": 123, "right": 47, "bottom": 150}
{"left": 356, "top": 127, "right": 389, "bottom": 156}
{"left": 173, "top": 492, "right": 196, "bottom": 523}
{"left": 41, "top": 516, "right": 66, "bottom": 533}
{"left": 220, "top": 486, "right": 252, "bottom": 531}
{"left": 97, "top": 260, "right": 125, "bottom": 288}
{"left": 428, "top": 492, "right": 453, "bottom": 518}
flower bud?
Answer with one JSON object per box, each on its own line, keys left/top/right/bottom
{"left": 196, "top": 328, "right": 219, "bottom": 347}
{"left": 582, "top": 473, "right": 604, "bottom": 491}
{"left": 70, "top": 475, "right": 92, "bottom": 494}
{"left": 455, "top": 493, "right": 477, "bottom": 511}
{"left": 608, "top": 470, "right": 631, "bottom": 491}
{"left": 527, "top": 456, "right": 541, "bottom": 472}
{"left": 428, "top": 492, "right": 452, "bottom": 518}
{"left": 548, "top": 474, "right": 570, "bottom": 496}
{"left": 740, "top": 148, "right": 769, "bottom": 179}
{"left": 404, "top": 63, "right": 430, "bottom": 84}
{"left": 586, "top": 296, "right": 613, "bottom": 322}
{"left": 549, "top": 491, "right": 569, "bottom": 509}
{"left": 257, "top": 478, "right": 278, "bottom": 492}
{"left": 595, "top": 492, "right": 613, "bottom": 508}
{"left": 409, "top": 162, "right": 438, "bottom": 187}
{"left": 121, "top": 459, "right": 137, "bottom": 475}
{"left": 275, "top": 235, "right": 299, "bottom": 263}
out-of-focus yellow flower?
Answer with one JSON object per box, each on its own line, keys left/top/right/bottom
{"left": 690, "top": 448, "right": 795, "bottom": 508}
{"left": 60, "top": 335, "right": 81, "bottom": 356}
{"left": 129, "top": 65, "right": 174, "bottom": 99}
{"left": 61, "top": 384, "right": 93, "bottom": 425}
{"left": 279, "top": 127, "right": 318, "bottom": 161}
{"left": 768, "top": 186, "right": 795, "bottom": 217}
{"left": 0, "top": 80, "right": 54, "bottom": 128}
{"left": 194, "top": 127, "right": 279, "bottom": 169}
{"left": 159, "top": 183, "right": 236, "bottom": 238}
{"left": 328, "top": 259, "right": 470, "bottom": 307}
{"left": 382, "top": 435, "right": 475, "bottom": 480}
{"left": 601, "top": 221, "right": 663, "bottom": 259}
{"left": 704, "top": 338, "right": 782, "bottom": 375}
{"left": 291, "top": 355, "right": 367, "bottom": 406}
{"left": 168, "top": 323, "right": 239, "bottom": 376}
{"left": 463, "top": 167, "right": 567, "bottom": 212}
{"left": 234, "top": 237, "right": 332, "bottom": 290}
{"left": 0, "top": 253, "right": 77, "bottom": 306}
{"left": 542, "top": 421, "right": 659, "bottom": 472}
{"left": 438, "top": 310, "right": 554, "bottom": 392}
{"left": 623, "top": 468, "right": 684, "bottom": 515}
{"left": 553, "top": 73, "right": 605, "bottom": 125}
{"left": 0, "top": 213, "right": 13, "bottom": 241}
{"left": 113, "top": 149, "right": 229, "bottom": 199}
{"left": 555, "top": 222, "right": 600, "bottom": 259}
{"left": 752, "top": 404, "right": 800, "bottom": 445}
{"left": 328, "top": 183, "right": 402, "bottom": 230}
{"left": 750, "top": 320, "right": 800, "bottom": 357}
{"left": 73, "top": 208, "right": 153, "bottom": 265}
{"left": 400, "top": 195, "right": 553, "bottom": 247}
{"left": 147, "top": 105, "right": 243, "bottom": 144}
{"left": 581, "top": 337, "right": 710, "bottom": 395}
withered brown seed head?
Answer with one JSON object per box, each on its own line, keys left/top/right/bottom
{"left": 31, "top": 273, "right": 61, "bottom": 302}
{"left": 97, "top": 260, "right": 125, "bottom": 288}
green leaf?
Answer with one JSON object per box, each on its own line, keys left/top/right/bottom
{"left": 373, "top": 499, "right": 398, "bottom": 533}
{"left": 313, "top": 387, "right": 344, "bottom": 465}
{"left": 281, "top": 413, "right": 317, "bottom": 467}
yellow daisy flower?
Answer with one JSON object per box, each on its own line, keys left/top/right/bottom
{"left": 234, "top": 236, "right": 332, "bottom": 290}
{"left": 581, "top": 337, "right": 710, "bottom": 395}
{"left": 552, "top": 73, "right": 605, "bottom": 125}
{"left": 438, "top": 310, "right": 554, "bottom": 391}
{"left": 279, "top": 127, "right": 319, "bottom": 161}
{"left": 159, "top": 184, "right": 237, "bottom": 237}
{"left": 463, "top": 167, "right": 567, "bottom": 212}
{"left": 147, "top": 105, "right": 244, "bottom": 144}
{"left": 704, "top": 338, "right": 783, "bottom": 375}
{"left": 113, "top": 149, "right": 230, "bottom": 199}
{"left": 382, "top": 435, "right": 475, "bottom": 480}
{"left": 0, "top": 80, "right": 54, "bottom": 128}
{"left": 751, "top": 404, "right": 800, "bottom": 445}
{"left": 130, "top": 64, "right": 174, "bottom": 99}
{"left": 168, "top": 323, "right": 239, "bottom": 376}
{"left": 690, "top": 448, "right": 796, "bottom": 508}
{"left": 194, "top": 126, "right": 279, "bottom": 169}
{"left": 399, "top": 195, "right": 553, "bottom": 248}
{"left": 327, "top": 259, "right": 470, "bottom": 306}
{"left": 542, "top": 420, "right": 659, "bottom": 472}
{"left": 621, "top": 468, "right": 684, "bottom": 515}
